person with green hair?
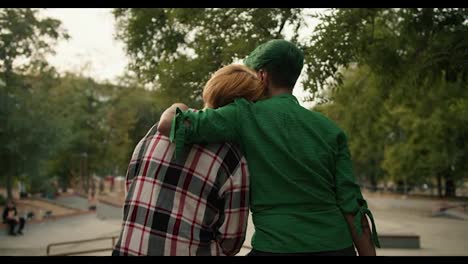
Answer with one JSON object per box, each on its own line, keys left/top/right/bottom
{"left": 157, "top": 39, "right": 379, "bottom": 256}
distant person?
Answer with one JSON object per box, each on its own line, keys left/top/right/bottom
{"left": 158, "top": 39, "right": 380, "bottom": 256}
{"left": 113, "top": 64, "right": 264, "bottom": 256}
{"left": 2, "top": 200, "right": 26, "bottom": 236}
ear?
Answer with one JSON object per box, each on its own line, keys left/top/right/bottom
{"left": 257, "top": 70, "right": 269, "bottom": 90}
{"left": 256, "top": 69, "right": 265, "bottom": 81}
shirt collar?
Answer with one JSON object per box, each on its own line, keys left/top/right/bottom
{"left": 272, "top": 93, "right": 299, "bottom": 104}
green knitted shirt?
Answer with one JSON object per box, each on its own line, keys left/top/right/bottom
{"left": 170, "top": 93, "right": 379, "bottom": 253}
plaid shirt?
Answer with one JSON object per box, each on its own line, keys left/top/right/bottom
{"left": 112, "top": 124, "right": 249, "bottom": 256}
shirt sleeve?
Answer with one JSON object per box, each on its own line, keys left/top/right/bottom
{"left": 335, "top": 131, "right": 380, "bottom": 248}
{"left": 215, "top": 156, "right": 250, "bottom": 256}
{"left": 124, "top": 128, "right": 152, "bottom": 193}
{"left": 114, "top": 125, "right": 158, "bottom": 256}
{"left": 124, "top": 123, "right": 163, "bottom": 194}
{"left": 170, "top": 103, "right": 240, "bottom": 158}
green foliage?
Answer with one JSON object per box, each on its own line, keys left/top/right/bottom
{"left": 0, "top": 8, "right": 159, "bottom": 195}
{"left": 113, "top": 8, "right": 306, "bottom": 107}
{"left": 44, "top": 73, "right": 160, "bottom": 191}
{"left": 311, "top": 9, "right": 468, "bottom": 196}
{"left": 315, "top": 66, "right": 387, "bottom": 185}
{"left": 2, "top": 8, "right": 467, "bottom": 198}
{"left": 0, "top": 8, "right": 68, "bottom": 199}
{"left": 304, "top": 8, "right": 468, "bottom": 102}
{"left": 381, "top": 74, "right": 468, "bottom": 185}
{"left": 0, "top": 8, "right": 69, "bottom": 74}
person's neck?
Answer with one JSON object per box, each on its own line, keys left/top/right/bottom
{"left": 268, "top": 87, "right": 293, "bottom": 97}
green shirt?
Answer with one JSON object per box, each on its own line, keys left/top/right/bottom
{"left": 170, "top": 93, "right": 379, "bottom": 253}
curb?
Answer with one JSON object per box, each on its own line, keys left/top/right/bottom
{"left": 98, "top": 198, "right": 123, "bottom": 208}
{"left": 31, "top": 196, "right": 83, "bottom": 212}
{"left": 74, "top": 191, "right": 123, "bottom": 208}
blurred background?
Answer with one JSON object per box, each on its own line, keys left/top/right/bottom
{"left": 0, "top": 8, "right": 467, "bottom": 256}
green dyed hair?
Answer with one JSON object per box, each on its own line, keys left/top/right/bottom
{"left": 244, "top": 39, "right": 304, "bottom": 89}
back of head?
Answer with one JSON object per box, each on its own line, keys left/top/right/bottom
{"left": 203, "top": 64, "right": 265, "bottom": 108}
{"left": 244, "top": 39, "right": 304, "bottom": 89}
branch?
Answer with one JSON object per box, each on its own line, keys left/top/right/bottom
{"left": 276, "top": 15, "right": 289, "bottom": 38}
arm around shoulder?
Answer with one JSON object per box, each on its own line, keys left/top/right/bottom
{"left": 157, "top": 103, "right": 189, "bottom": 137}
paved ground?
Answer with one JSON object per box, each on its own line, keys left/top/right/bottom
{"left": 365, "top": 193, "right": 468, "bottom": 256}
{"left": 0, "top": 214, "right": 122, "bottom": 256}
{"left": 54, "top": 196, "right": 90, "bottom": 211}
{"left": 53, "top": 195, "right": 123, "bottom": 220}
{"left": 0, "top": 196, "right": 123, "bottom": 256}
{"left": 0, "top": 194, "right": 467, "bottom": 256}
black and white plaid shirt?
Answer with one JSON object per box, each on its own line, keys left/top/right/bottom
{"left": 112, "top": 124, "right": 249, "bottom": 256}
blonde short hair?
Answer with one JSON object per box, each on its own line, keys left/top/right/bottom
{"left": 203, "top": 64, "right": 265, "bottom": 109}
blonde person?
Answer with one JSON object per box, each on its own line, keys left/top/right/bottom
{"left": 113, "top": 64, "right": 264, "bottom": 256}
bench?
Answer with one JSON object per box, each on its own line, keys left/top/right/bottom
{"left": 378, "top": 233, "right": 420, "bottom": 249}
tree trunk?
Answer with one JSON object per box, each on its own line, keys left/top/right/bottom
{"left": 81, "top": 158, "right": 88, "bottom": 194}
{"left": 60, "top": 175, "right": 69, "bottom": 193}
{"left": 368, "top": 160, "right": 378, "bottom": 192}
{"left": 445, "top": 177, "right": 456, "bottom": 197}
{"left": 4, "top": 68, "right": 13, "bottom": 200}
{"left": 403, "top": 177, "right": 408, "bottom": 195}
{"left": 84, "top": 175, "right": 89, "bottom": 195}
{"left": 436, "top": 174, "right": 443, "bottom": 198}
{"left": 370, "top": 174, "right": 377, "bottom": 192}
{"left": 84, "top": 157, "right": 89, "bottom": 195}
{"left": 6, "top": 174, "right": 13, "bottom": 200}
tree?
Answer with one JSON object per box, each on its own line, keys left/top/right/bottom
{"left": 314, "top": 66, "right": 388, "bottom": 189}
{"left": 381, "top": 74, "right": 468, "bottom": 197}
{"left": 98, "top": 84, "right": 163, "bottom": 178}
{"left": 304, "top": 8, "right": 468, "bottom": 102}
{"left": 309, "top": 9, "right": 468, "bottom": 196}
{"left": 43, "top": 72, "right": 162, "bottom": 194}
{"left": 0, "top": 8, "right": 68, "bottom": 199}
{"left": 45, "top": 73, "right": 117, "bottom": 194}
{"left": 113, "top": 8, "right": 306, "bottom": 108}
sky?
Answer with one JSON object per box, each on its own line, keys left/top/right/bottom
{"left": 41, "top": 8, "right": 323, "bottom": 108}
{"left": 42, "top": 8, "right": 128, "bottom": 83}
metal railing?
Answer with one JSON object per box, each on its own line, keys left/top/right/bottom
{"left": 46, "top": 236, "right": 118, "bottom": 256}
{"left": 437, "top": 202, "right": 468, "bottom": 212}
{"left": 46, "top": 236, "right": 252, "bottom": 256}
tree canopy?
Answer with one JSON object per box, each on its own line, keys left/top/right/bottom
{"left": 1, "top": 8, "right": 467, "bottom": 199}
{"left": 310, "top": 8, "right": 468, "bottom": 196}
